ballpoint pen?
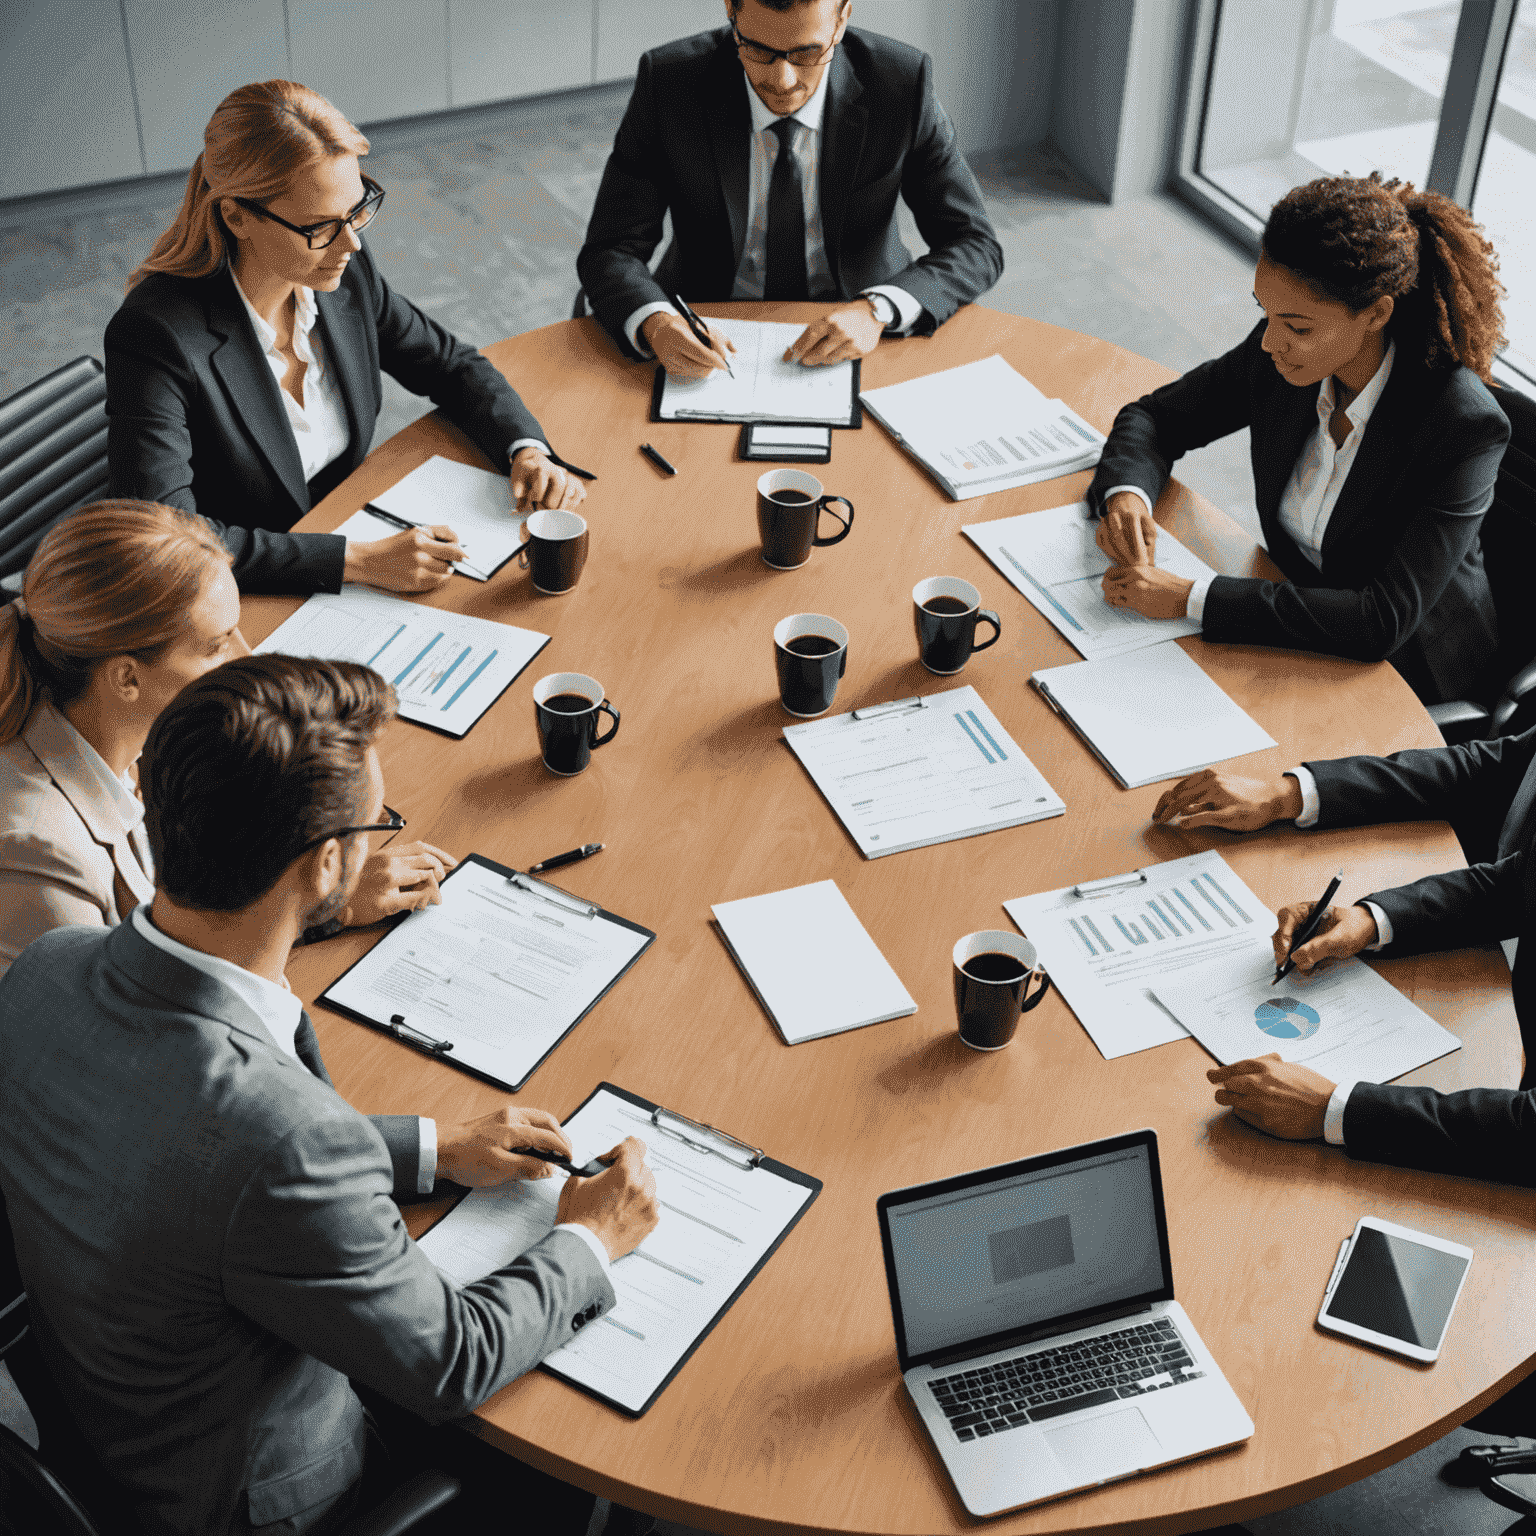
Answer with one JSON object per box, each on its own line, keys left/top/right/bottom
{"left": 1273, "top": 869, "right": 1344, "bottom": 985}
{"left": 362, "top": 502, "right": 490, "bottom": 581}
{"left": 511, "top": 1146, "right": 608, "bottom": 1178}
{"left": 668, "top": 291, "right": 735, "bottom": 378}
{"left": 529, "top": 842, "right": 604, "bottom": 874}
{"left": 639, "top": 443, "right": 678, "bottom": 476}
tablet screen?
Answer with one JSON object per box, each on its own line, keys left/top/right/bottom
{"left": 1325, "top": 1226, "right": 1469, "bottom": 1348}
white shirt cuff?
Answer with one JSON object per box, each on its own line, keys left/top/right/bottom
{"left": 417, "top": 1117, "right": 437, "bottom": 1196}
{"left": 624, "top": 301, "right": 678, "bottom": 357}
{"left": 1361, "top": 900, "right": 1392, "bottom": 950}
{"left": 507, "top": 438, "right": 549, "bottom": 464}
{"left": 862, "top": 284, "right": 923, "bottom": 335}
{"left": 1323, "top": 1080, "right": 1358, "bottom": 1146}
{"left": 554, "top": 1221, "right": 611, "bottom": 1274}
{"left": 1289, "top": 765, "right": 1321, "bottom": 827}
{"left": 1185, "top": 575, "right": 1214, "bottom": 623}
{"left": 1104, "top": 483, "right": 1155, "bottom": 519}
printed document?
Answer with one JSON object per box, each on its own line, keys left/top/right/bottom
{"left": 783, "top": 685, "right": 1065, "bottom": 857}
{"left": 1153, "top": 950, "right": 1460, "bottom": 1082}
{"left": 656, "top": 318, "right": 857, "bottom": 424}
{"left": 322, "top": 858, "right": 651, "bottom": 1089}
{"left": 416, "top": 1086, "right": 817, "bottom": 1414}
{"left": 1004, "top": 851, "right": 1276, "bottom": 1059}
{"left": 860, "top": 356, "right": 1106, "bottom": 500}
{"left": 331, "top": 455, "right": 525, "bottom": 581}
{"left": 964, "top": 502, "right": 1214, "bottom": 659}
{"left": 255, "top": 584, "right": 547, "bottom": 737}
{"left": 712, "top": 879, "right": 916, "bottom": 1044}
{"left": 1031, "top": 645, "right": 1276, "bottom": 788}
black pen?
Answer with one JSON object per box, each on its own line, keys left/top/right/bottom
{"left": 529, "top": 842, "right": 604, "bottom": 874}
{"left": 1274, "top": 870, "right": 1344, "bottom": 985}
{"left": 512, "top": 1146, "right": 608, "bottom": 1178}
{"left": 668, "top": 291, "right": 735, "bottom": 378}
{"left": 361, "top": 503, "right": 489, "bottom": 581}
{"left": 639, "top": 443, "right": 677, "bottom": 476}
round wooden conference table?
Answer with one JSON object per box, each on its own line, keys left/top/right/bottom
{"left": 247, "top": 303, "right": 1532, "bottom": 1536}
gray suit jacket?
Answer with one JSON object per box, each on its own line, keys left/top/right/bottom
{"left": 0, "top": 920, "right": 614, "bottom": 1536}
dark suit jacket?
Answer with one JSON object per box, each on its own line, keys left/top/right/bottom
{"left": 105, "top": 241, "right": 565, "bottom": 594}
{"left": 0, "top": 920, "right": 612, "bottom": 1535}
{"left": 576, "top": 26, "right": 1003, "bottom": 358}
{"left": 1087, "top": 322, "right": 1510, "bottom": 704}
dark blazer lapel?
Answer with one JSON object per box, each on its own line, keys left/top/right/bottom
{"left": 313, "top": 281, "right": 372, "bottom": 474}
{"left": 706, "top": 39, "right": 753, "bottom": 273}
{"left": 1253, "top": 379, "right": 1320, "bottom": 526}
{"left": 818, "top": 47, "right": 866, "bottom": 285}
{"left": 1318, "top": 359, "right": 1421, "bottom": 561}
{"left": 206, "top": 272, "right": 309, "bottom": 515}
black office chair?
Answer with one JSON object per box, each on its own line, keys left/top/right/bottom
{"left": 0, "top": 356, "right": 112, "bottom": 585}
{"left": 1427, "top": 382, "right": 1536, "bottom": 744}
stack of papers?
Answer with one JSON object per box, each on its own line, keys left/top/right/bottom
{"left": 331, "top": 456, "right": 523, "bottom": 582}
{"left": 656, "top": 318, "right": 858, "bottom": 425}
{"left": 860, "top": 356, "right": 1105, "bottom": 501}
{"left": 1031, "top": 645, "right": 1275, "bottom": 788}
{"left": 712, "top": 880, "right": 916, "bottom": 1044}
{"left": 964, "top": 502, "right": 1215, "bottom": 660}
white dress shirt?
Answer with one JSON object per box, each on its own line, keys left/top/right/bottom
{"left": 54, "top": 713, "right": 152, "bottom": 867}
{"left": 624, "top": 63, "right": 922, "bottom": 354}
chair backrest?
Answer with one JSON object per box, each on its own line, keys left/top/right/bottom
{"left": 0, "top": 358, "right": 110, "bottom": 582}
{"left": 0, "top": 1418, "right": 105, "bottom": 1536}
{"left": 1483, "top": 383, "right": 1536, "bottom": 688}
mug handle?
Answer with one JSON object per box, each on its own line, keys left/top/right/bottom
{"left": 592, "top": 701, "right": 620, "bottom": 748}
{"left": 971, "top": 609, "right": 1002, "bottom": 652}
{"left": 1020, "top": 970, "right": 1051, "bottom": 1013}
{"left": 812, "top": 496, "right": 854, "bottom": 547}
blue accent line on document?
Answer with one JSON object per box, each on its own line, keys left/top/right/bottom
{"left": 953, "top": 712, "right": 995, "bottom": 763}
{"left": 965, "top": 711, "right": 1008, "bottom": 761}
{"left": 1201, "top": 872, "right": 1252, "bottom": 922}
{"left": 431, "top": 646, "right": 471, "bottom": 696}
{"left": 1113, "top": 916, "right": 1145, "bottom": 946}
{"left": 366, "top": 624, "right": 406, "bottom": 667}
{"left": 602, "top": 1315, "right": 645, "bottom": 1339}
{"left": 996, "top": 546, "right": 1086, "bottom": 632}
{"left": 1176, "top": 887, "right": 1213, "bottom": 930}
{"left": 394, "top": 633, "right": 442, "bottom": 685}
{"left": 1069, "top": 917, "right": 1096, "bottom": 956}
{"left": 444, "top": 649, "right": 497, "bottom": 709}
{"left": 1159, "top": 895, "right": 1193, "bottom": 934}
{"left": 1082, "top": 916, "right": 1113, "bottom": 951}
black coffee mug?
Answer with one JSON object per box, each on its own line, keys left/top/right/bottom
{"left": 952, "top": 930, "right": 1050, "bottom": 1051}
{"left": 773, "top": 613, "right": 849, "bottom": 718}
{"left": 532, "top": 671, "right": 619, "bottom": 776}
{"left": 756, "top": 469, "right": 854, "bottom": 570}
{"left": 518, "top": 509, "right": 589, "bottom": 594}
{"left": 913, "top": 576, "right": 1001, "bottom": 676}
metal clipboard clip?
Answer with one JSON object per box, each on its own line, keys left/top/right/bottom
{"left": 387, "top": 1013, "right": 454, "bottom": 1055}
{"left": 509, "top": 871, "right": 599, "bottom": 919}
{"left": 651, "top": 1106, "right": 764, "bottom": 1169}
{"left": 1071, "top": 870, "right": 1148, "bottom": 899}
{"left": 852, "top": 695, "right": 926, "bottom": 721}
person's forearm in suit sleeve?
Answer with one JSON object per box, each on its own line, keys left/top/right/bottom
{"left": 1365, "top": 851, "right": 1524, "bottom": 957}
{"left": 1342, "top": 1081, "right": 1536, "bottom": 1186}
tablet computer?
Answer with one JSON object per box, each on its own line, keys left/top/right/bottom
{"left": 1317, "top": 1217, "right": 1472, "bottom": 1362}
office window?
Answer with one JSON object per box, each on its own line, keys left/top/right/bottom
{"left": 1183, "top": 0, "right": 1536, "bottom": 386}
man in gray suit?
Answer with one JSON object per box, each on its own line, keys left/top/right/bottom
{"left": 0, "top": 655, "right": 659, "bottom": 1536}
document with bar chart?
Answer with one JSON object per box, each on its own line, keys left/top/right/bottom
{"left": 416, "top": 1084, "right": 820, "bottom": 1415}
{"left": 782, "top": 685, "right": 1065, "bottom": 857}
{"left": 1004, "top": 851, "right": 1276, "bottom": 1059}
{"left": 254, "top": 584, "right": 547, "bottom": 737}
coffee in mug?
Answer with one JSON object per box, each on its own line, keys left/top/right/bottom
{"left": 952, "top": 930, "right": 1050, "bottom": 1051}
{"left": 756, "top": 469, "right": 854, "bottom": 570}
{"left": 773, "top": 613, "right": 849, "bottom": 718}
{"left": 913, "top": 576, "right": 1001, "bottom": 676}
{"left": 532, "top": 671, "right": 619, "bottom": 776}
{"left": 518, "top": 509, "right": 589, "bottom": 594}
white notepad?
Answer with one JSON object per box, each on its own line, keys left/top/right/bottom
{"left": 712, "top": 880, "right": 916, "bottom": 1044}
{"left": 656, "top": 318, "right": 858, "bottom": 424}
{"left": 1031, "top": 645, "right": 1276, "bottom": 788}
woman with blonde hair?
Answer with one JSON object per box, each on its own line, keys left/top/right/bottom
{"left": 105, "top": 79, "right": 591, "bottom": 597}
{"left": 0, "top": 499, "right": 456, "bottom": 974}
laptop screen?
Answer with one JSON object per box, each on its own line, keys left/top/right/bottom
{"left": 880, "top": 1137, "right": 1171, "bottom": 1364}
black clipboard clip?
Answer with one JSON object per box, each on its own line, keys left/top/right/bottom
{"left": 1071, "top": 871, "right": 1149, "bottom": 899}
{"left": 852, "top": 695, "right": 926, "bottom": 721}
{"left": 509, "top": 871, "right": 599, "bottom": 919}
{"left": 388, "top": 1013, "right": 454, "bottom": 1055}
{"left": 651, "top": 1106, "right": 764, "bottom": 1169}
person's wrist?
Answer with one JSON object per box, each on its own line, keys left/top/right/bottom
{"left": 640, "top": 312, "right": 671, "bottom": 349}
{"left": 1274, "top": 774, "right": 1305, "bottom": 823}
{"left": 573, "top": 1216, "right": 620, "bottom": 1263}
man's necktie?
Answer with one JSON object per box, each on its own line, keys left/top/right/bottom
{"left": 293, "top": 1011, "right": 333, "bottom": 1086}
{"left": 764, "top": 118, "right": 809, "bottom": 302}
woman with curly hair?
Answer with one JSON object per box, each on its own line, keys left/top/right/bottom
{"left": 1090, "top": 172, "right": 1510, "bottom": 705}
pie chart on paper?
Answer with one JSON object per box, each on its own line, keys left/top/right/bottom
{"left": 1255, "top": 996, "right": 1322, "bottom": 1040}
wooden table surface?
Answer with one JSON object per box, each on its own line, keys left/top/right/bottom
{"left": 247, "top": 304, "right": 1534, "bottom": 1536}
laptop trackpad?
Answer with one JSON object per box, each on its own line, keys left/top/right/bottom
{"left": 1045, "top": 1408, "right": 1162, "bottom": 1481}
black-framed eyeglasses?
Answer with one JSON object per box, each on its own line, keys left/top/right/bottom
{"left": 732, "top": 19, "right": 843, "bottom": 69}
{"left": 232, "top": 175, "right": 386, "bottom": 251}
{"left": 296, "top": 803, "right": 404, "bottom": 855}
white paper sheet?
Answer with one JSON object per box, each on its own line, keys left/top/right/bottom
{"left": 1031, "top": 645, "right": 1276, "bottom": 788}
{"left": 322, "top": 859, "right": 650, "bottom": 1088}
{"left": 1152, "top": 950, "right": 1461, "bottom": 1083}
{"left": 712, "top": 879, "right": 916, "bottom": 1044}
{"left": 1004, "top": 851, "right": 1277, "bottom": 1059}
{"left": 782, "top": 685, "right": 1065, "bottom": 857}
{"left": 657, "top": 318, "right": 857, "bottom": 424}
{"left": 416, "top": 1086, "right": 816, "bottom": 1414}
{"left": 964, "top": 502, "right": 1214, "bottom": 659}
{"left": 254, "top": 585, "right": 547, "bottom": 737}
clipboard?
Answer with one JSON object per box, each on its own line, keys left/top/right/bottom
{"left": 648, "top": 361, "right": 862, "bottom": 428}
{"left": 317, "top": 854, "right": 655, "bottom": 1091}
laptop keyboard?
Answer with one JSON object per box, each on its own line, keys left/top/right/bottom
{"left": 930, "top": 1317, "right": 1206, "bottom": 1442}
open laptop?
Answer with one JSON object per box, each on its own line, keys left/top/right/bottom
{"left": 876, "top": 1128, "right": 1253, "bottom": 1517}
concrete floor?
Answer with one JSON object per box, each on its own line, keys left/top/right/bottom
{"left": 0, "top": 76, "right": 1523, "bottom": 1536}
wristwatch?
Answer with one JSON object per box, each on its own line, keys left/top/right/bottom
{"left": 861, "top": 290, "right": 897, "bottom": 331}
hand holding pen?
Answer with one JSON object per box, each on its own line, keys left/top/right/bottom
{"left": 1271, "top": 871, "right": 1378, "bottom": 983}
{"left": 637, "top": 297, "right": 736, "bottom": 380}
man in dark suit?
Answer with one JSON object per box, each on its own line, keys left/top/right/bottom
{"left": 0, "top": 654, "right": 658, "bottom": 1535}
{"left": 576, "top": 0, "right": 1003, "bottom": 377}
